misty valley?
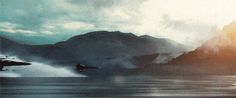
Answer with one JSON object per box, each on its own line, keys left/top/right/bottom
{"left": 1, "top": 30, "right": 236, "bottom": 76}
{"left": 1, "top": 0, "right": 236, "bottom": 97}
{"left": 1, "top": 29, "right": 236, "bottom": 97}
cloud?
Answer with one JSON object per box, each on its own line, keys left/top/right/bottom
{"left": 15, "top": 9, "right": 27, "bottom": 16}
{"left": 62, "top": 21, "right": 94, "bottom": 30}
{"left": 0, "top": 22, "right": 55, "bottom": 36}
{"left": 162, "top": 16, "right": 213, "bottom": 33}
{"left": 1, "top": 0, "right": 236, "bottom": 47}
{"left": 158, "top": 16, "right": 217, "bottom": 46}
{"left": 0, "top": 22, "right": 38, "bottom": 35}
{"left": 0, "top": 22, "right": 20, "bottom": 29}
{"left": 42, "top": 19, "right": 95, "bottom": 31}
{"left": 40, "top": 30, "right": 54, "bottom": 35}
{"left": 68, "top": 0, "right": 125, "bottom": 10}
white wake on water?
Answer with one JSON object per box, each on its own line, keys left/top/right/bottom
{"left": 0, "top": 55, "right": 86, "bottom": 77}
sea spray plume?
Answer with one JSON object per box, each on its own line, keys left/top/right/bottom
{"left": 0, "top": 54, "right": 86, "bottom": 77}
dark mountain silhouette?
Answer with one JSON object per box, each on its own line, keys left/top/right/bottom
{"left": 0, "top": 31, "right": 185, "bottom": 69}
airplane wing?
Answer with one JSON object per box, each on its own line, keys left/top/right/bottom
{"left": 1, "top": 61, "right": 31, "bottom": 66}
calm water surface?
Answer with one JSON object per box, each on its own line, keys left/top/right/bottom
{"left": 1, "top": 75, "right": 236, "bottom": 98}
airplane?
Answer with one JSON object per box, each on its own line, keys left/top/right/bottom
{"left": 75, "top": 64, "right": 98, "bottom": 72}
{"left": 0, "top": 56, "right": 31, "bottom": 71}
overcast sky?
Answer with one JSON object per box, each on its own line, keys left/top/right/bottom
{"left": 1, "top": 0, "right": 236, "bottom": 46}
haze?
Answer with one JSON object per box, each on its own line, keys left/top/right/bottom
{"left": 1, "top": 0, "right": 236, "bottom": 47}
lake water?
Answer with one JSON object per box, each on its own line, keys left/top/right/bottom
{"left": 1, "top": 75, "right": 236, "bottom": 98}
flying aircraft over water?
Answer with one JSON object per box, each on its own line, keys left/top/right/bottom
{"left": 76, "top": 64, "right": 98, "bottom": 72}
{"left": 0, "top": 56, "right": 31, "bottom": 71}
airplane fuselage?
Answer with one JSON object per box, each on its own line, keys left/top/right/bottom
{"left": 0, "top": 60, "right": 31, "bottom": 70}
{"left": 76, "top": 64, "right": 98, "bottom": 72}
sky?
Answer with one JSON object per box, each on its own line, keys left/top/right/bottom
{"left": 1, "top": 0, "right": 236, "bottom": 46}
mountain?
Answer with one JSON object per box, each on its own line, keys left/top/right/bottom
{"left": 156, "top": 22, "right": 236, "bottom": 75}
{"left": 0, "top": 31, "right": 185, "bottom": 70}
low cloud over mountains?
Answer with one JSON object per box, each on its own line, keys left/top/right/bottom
{"left": 0, "top": 31, "right": 185, "bottom": 70}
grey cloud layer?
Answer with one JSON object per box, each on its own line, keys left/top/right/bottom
{"left": 0, "top": 0, "right": 216, "bottom": 46}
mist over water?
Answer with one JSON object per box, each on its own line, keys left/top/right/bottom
{"left": 0, "top": 54, "right": 86, "bottom": 77}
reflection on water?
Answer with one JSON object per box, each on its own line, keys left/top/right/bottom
{"left": 1, "top": 75, "right": 236, "bottom": 98}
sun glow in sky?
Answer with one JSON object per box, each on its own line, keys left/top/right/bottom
{"left": 1, "top": 0, "right": 236, "bottom": 47}
{"left": 224, "top": 22, "right": 236, "bottom": 40}
{"left": 202, "top": 21, "right": 236, "bottom": 50}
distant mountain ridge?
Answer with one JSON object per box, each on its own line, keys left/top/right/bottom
{"left": 0, "top": 31, "right": 185, "bottom": 69}
{"left": 156, "top": 22, "right": 236, "bottom": 75}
